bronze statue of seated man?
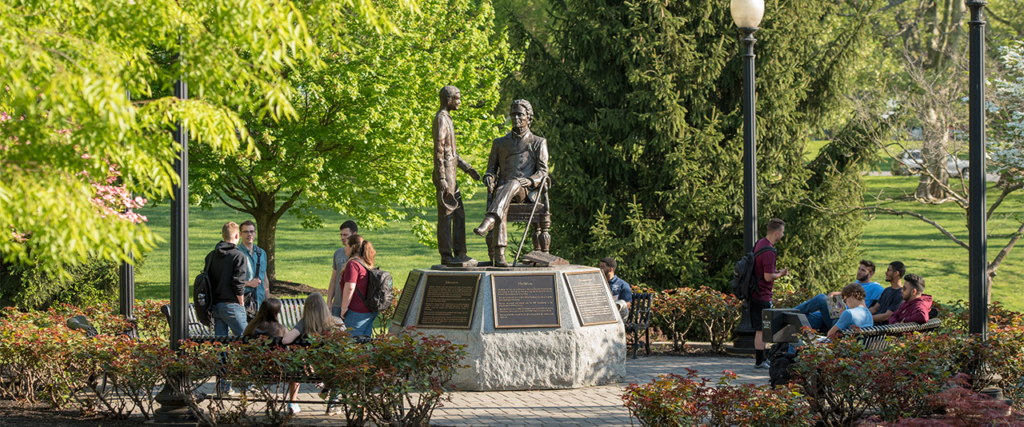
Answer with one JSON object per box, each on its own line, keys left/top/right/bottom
{"left": 474, "top": 99, "right": 548, "bottom": 267}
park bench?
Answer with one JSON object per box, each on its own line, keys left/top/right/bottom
{"left": 160, "top": 298, "right": 309, "bottom": 339}
{"left": 160, "top": 299, "right": 373, "bottom": 402}
{"left": 763, "top": 308, "right": 943, "bottom": 355}
{"left": 625, "top": 292, "right": 654, "bottom": 359}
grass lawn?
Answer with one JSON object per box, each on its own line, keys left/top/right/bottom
{"left": 859, "top": 175, "right": 1024, "bottom": 311}
{"left": 135, "top": 175, "right": 1024, "bottom": 311}
{"left": 134, "top": 190, "right": 495, "bottom": 300}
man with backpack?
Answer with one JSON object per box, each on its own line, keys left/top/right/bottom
{"left": 752, "top": 218, "right": 789, "bottom": 370}
{"left": 206, "top": 222, "right": 248, "bottom": 336}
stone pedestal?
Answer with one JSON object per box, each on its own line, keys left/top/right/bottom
{"left": 389, "top": 265, "right": 626, "bottom": 391}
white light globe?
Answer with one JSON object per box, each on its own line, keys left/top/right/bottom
{"left": 731, "top": 0, "right": 765, "bottom": 28}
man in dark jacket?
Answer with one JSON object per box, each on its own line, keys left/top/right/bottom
{"left": 889, "top": 273, "right": 933, "bottom": 324}
{"left": 207, "top": 221, "right": 248, "bottom": 336}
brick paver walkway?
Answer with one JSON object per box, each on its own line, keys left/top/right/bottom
{"left": 278, "top": 353, "right": 768, "bottom": 426}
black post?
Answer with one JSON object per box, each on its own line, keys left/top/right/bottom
{"left": 741, "top": 26, "right": 759, "bottom": 255}
{"left": 118, "top": 257, "right": 135, "bottom": 318}
{"left": 966, "top": 0, "right": 1006, "bottom": 402}
{"left": 119, "top": 85, "right": 135, "bottom": 323}
{"left": 966, "top": 0, "right": 988, "bottom": 341}
{"left": 169, "top": 77, "right": 189, "bottom": 352}
{"left": 731, "top": 26, "right": 760, "bottom": 355}
{"left": 154, "top": 54, "right": 197, "bottom": 425}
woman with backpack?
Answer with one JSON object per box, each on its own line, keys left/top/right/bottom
{"left": 337, "top": 233, "right": 379, "bottom": 337}
{"left": 282, "top": 293, "right": 343, "bottom": 414}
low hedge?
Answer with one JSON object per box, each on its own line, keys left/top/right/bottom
{"left": 0, "top": 303, "right": 466, "bottom": 427}
{"left": 622, "top": 369, "right": 813, "bottom": 427}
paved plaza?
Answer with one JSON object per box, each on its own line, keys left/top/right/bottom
{"left": 277, "top": 351, "right": 768, "bottom": 426}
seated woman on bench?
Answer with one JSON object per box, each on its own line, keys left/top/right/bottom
{"left": 243, "top": 297, "right": 287, "bottom": 338}
{"left": 825, "top": 283, "right": 874, "bottom": 341}
{"left": 282, "top": 293, "right": 344, "bottom": 414}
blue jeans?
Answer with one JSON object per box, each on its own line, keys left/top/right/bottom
{"left": 212, "top": 302, "right": 247, "bottom": 336}
{"left": 795, "top": 294, "right": 835, "bottom": 332}
{"left": 343, "top": 310, "right": 378, "bottom": 337}
{"left": 332, "top": 306, "right": 342, "bottom": 318}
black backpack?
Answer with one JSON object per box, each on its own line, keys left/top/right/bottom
{"left": 731, "top": 246, "right": 776, "bottom": 301}
{"left": 349, "top": 259, "right": 394, "bottom": 312}
{"left": 193, "top": 256, "right": 215, "bottom": 328}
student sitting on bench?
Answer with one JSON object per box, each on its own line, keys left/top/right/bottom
{"left": 826, "top": 283, "right": 874, "bottom": 341}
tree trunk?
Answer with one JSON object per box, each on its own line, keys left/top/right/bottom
{"left": 254, "top": 208, "right": 280, "bottom": 283}
{"left": 916, "top": 106, "right": 950, "bottom": 200}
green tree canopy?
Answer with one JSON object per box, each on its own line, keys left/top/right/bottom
{"left": 189, "top": 0, "right": 517, "bottom": 281}
{"left": 0, "top": 0, "right": 413, "bottom": 278}
{"left": 507, "top": 0, "right": 880, "bottom": 292}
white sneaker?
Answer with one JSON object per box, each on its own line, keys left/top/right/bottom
{"left": 327, "top": 404, "right": 342, "bottom": 416}
{"left": 288, "top": 403, "right": 301, "bottom": 414}
{"left": 754, "top": 360, "right": 771, "bottom": 370}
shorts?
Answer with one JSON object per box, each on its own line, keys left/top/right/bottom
{"left": 749, "top": 299, "right": 772, "bottom": 330}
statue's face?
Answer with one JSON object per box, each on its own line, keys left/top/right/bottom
{"left": 447, "top": 91, "right": 461, "bottom": 111}
{"left": 510, "top": 105, "right": 530, "bottom": 131}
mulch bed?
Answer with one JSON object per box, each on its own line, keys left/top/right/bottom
{"left": 0, "top": 400, "right": 143, "bottom": 427}
{"left": 269, "top": 280, "right": 325, "bottom": 298}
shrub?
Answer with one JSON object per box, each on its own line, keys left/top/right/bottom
{"left": 792, "top": 339, "right": 877, "bottom": 427}
{"left": 308, "top": 329, "right": 467, "bottom": 427}
{"left": 622, "top": 369, "right": 813, "bottom": 427}
{"left": 0, "top": 253, "right": 147, "bottom": 311}
{"left": 651, "top": 289, "right": 695, "bottom": 351}
{"left": 686, "top": 287, "right": 741, "bottom": 353}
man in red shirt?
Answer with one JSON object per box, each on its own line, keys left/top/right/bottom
{"left": 889, "top": 273, "right": 932, "bottom": 324}
{"left": 753, "top": 218, "right": 790, "bottom": 369}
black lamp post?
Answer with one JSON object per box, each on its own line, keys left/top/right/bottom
{"left": 730, "top": 0, "right": 765, "bottom": 354}
{"left": 153, "top": 54, "right": 194, "bottom": 424}
{"left": 966, "top": 0, "right": 988, "bottom": 342}
{"left": 966, "top": 0, "right": 1006, "bottom": 401}
{"left": 119, "top": 85, "right": 135, "bottom": 325}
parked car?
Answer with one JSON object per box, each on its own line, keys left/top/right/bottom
{"left": 892, "top": 149, "right": 969, "bottom": 179}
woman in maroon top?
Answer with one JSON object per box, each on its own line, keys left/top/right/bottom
{"left": 338, "top": 234, "right": 378, "bottom": 337}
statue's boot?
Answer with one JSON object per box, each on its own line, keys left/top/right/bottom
{"left": 493, "top": 246, "right": 509, "bottom": 268}
{"left": 450, "top": 253, "right": 478, "bottom": 267}
{"left": 474, "top": 215, "right": 496, "bottom": 237}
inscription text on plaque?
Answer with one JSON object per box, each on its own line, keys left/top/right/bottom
{"left": 491, "top": 274, "right": 559, "bottom": 328}
{"left": 564, "top": 271, "right": 618, "bottom": 326}
{"left": 392, "top": 271, "right": 421, "bottom": 326}
{"left": 416, "top": 274, "right": 481, "bottom": 329}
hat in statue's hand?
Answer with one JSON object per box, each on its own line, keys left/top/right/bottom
{"left": 441, "top": 190, "right": 459, "bottom": 214}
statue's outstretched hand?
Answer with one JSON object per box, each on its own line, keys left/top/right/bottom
{"left": 467, "top": 168, "right": 482, "bottom": 181}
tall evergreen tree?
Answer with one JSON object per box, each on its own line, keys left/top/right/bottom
{"left": 506, "top": 0, "right": 880, "bottom": 292}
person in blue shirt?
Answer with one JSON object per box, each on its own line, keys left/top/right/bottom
{"left": 826, "top": 283, "right": 873, "bottom": 340}
{"left": 238, "top": 220, "right": 268, "bottom": 311}
{"left": 599, "top": 257, "right": 632, "bottom": 320}
{"left": 793, "top": 260, "right": 884, "bottom": 332}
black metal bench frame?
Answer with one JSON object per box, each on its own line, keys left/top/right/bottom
{"left": 763, "top": 308, "right": 943, "bottom": 355}
{"left": 160, "top": 300, "right": 373, "bottom": 403}
{"left": 625, "top": 292, "right": 653, "bottom": 359}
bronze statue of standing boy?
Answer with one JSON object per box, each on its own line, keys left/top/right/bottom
{"left": 432, "top": 86, "right": 481, "bottom": 266}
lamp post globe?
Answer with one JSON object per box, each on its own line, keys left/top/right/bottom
{"left": 728, "top": 0, "right": 764, "bottom": 355}
{"left": 731, "top": 0, "right": 764, "bottom": 28}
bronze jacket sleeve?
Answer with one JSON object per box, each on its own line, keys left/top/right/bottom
{"left": 529, "top": 137, "right": 549, "bottom": 186}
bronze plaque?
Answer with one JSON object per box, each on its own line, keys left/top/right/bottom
{"left": 491, "top": 274, "right": 560, "bottom": 329}
{"left": 392, "top": 271, "right": 421, "bottom": 326}
{"left": 416, "top": 274, "right": 481, "bottom": 329}
{"left": 564, "top": 271, "right": 618, "bottom": 326}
